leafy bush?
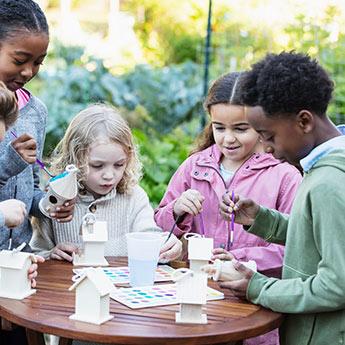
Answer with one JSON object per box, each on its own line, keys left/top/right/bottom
{"left": 133, "top": 127, "right": 194, "bottom": 207}
{"left": 35, "top": 43, "right": 203, "bottom": 154}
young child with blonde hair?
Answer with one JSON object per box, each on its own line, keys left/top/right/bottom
{"left": 30, "top": 104, "right": 182, "bottom": 262}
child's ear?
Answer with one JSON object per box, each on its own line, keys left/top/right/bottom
{"left": 296, "top": 110, "right": 314, "bottom": 134}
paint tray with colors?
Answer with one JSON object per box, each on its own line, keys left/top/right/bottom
{"left": 110, "top": 283, "right": 224, "bottom": 309}
{"left": 73, "top": 265, "right": 175, "bottom": 285}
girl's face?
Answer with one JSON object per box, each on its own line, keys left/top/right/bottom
{"left": 0, "top": 32, "right": 49, "bottom": 91}
{"left": 210, "top": 103, "right": 260, "bottom": 169}
{"left": 84, "top": 141, "right": 128, "bottom": 199}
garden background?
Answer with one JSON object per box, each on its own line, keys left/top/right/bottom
{"left": 33, "top": 0, "right": 345, "bottom": 206}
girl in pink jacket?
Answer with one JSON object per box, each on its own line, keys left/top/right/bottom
{"left": 154, "top": 72, "right": 302, "bottom": 276}
{"left": 154, "top": 72, "right": 301, "bottom": 345}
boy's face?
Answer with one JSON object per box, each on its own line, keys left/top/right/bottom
{"left": 245, "top": 106, "right": 312, "bottom": 166}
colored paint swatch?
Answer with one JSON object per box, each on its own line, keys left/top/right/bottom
{"left": 73, "top": 265, "right": 175, "bottom": 285}
{"left": 110, "top": 283, "right": 224, "bottom": 309}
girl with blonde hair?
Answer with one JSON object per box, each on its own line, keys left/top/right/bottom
{"left": 31, "top": 104, "right": 182, "bottom": 262}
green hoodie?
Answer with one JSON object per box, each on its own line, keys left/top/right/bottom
{"left": 246, "top": 150, "right": 345, "bottom": 345}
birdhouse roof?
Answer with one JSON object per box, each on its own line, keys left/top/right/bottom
{"left": 0, "top": 250, "right": 35, "bottom": 269}
{"left": 82, "top": 221, "right": 108, "bottom": 242}
{"left": 69, "top": 267, "right": 114, "bottom": 296}
{"left": 49, "top": 165, "right": 78, "bottom": 199}
{"left": 188, "top": 237, "right": 213, "bottom": 260}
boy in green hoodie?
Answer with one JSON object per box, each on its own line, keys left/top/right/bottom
{"left": 218, "top": 52, "right": 345, "bottom": 345}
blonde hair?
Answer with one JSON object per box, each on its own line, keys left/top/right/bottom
{"left": 50, "top": 104, "right": 142, "bottom": 194}
{"left": 0, "top": 81, "right": 18, "bottom": 127}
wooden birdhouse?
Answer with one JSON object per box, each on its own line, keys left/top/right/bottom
{"left": 187, "top": 236, "right": 213, "bottom": 273}
{"left": 73, "top": 213, "right": 109, "bottom": 266}
{"left": 39, "top": 164, "right": 79, "bottom": 218}
{"left": 0, "top": 249, "right": 36, "bottom": 300}
{"left": 201, "top": 259, "right": 257, "bottom": 281}
{"left": 173, "top": 268, "right": 208, "bottom": 324}
{"left": 69, "top": 267, "right": 115, "bottom": 324}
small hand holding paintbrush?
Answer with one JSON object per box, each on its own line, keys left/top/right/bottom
{"left": 10, "top": 131, "right": 55, "bottom": 178}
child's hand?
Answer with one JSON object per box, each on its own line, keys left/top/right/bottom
{"left": 0, "top": 199, "right": 27, "bottom": 228}
{"left": 28, "top": 255, "right": 45, "bottom": 288}
{"left": 219, "top": 192, "right": 260, "bottom": 226}
{"left": 50, "top": 198, "right": 76, "bottom": 222}
{"left": 11, "top": 133, "right": 37, "bottom": 164}
{"left": 211, "top": 247, "right": 235, "bottom": 261}
{"left": 219, "top": 260, "right": 255, "bottom": 299}
{"left": 159, "top": 233, "right": 182, "bottom": 263}
{"left": 173, "top": 189, "right": 205, "bottom": 218}
{"left": 50, "top": 243, "right": 79, "bottom": 262}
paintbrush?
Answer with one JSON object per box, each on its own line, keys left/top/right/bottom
{"left": 164, "top": 215, "right": 181, "bottom": 244}
{"left": 230, "top": 190, "right": 235, "bottom": 247}
{"left": 10, "top": 131, "right": 55, "bottom": 177}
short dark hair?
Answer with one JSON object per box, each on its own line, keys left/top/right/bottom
{"left": 240, "top": 52, "right": 334, "bottom": 117}
{"left": 0, "top": 81, "right": 18, "bottom": 127}
{"left": 0, "top": 0, "right": 49, "bottom": 41}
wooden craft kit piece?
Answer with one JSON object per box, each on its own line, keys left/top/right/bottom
{"left": 0, "top": 248, "right": 36, "bottom": 300}
{"left": 39, "top": 164, "right": 78, "bottom": 218}
{"left": 69, "top": 267, "right": 115, "bottom": 324}
{"left": 202, "top": 259, "right": 257, "bottom": 281}
{"left": 173, "top": 268, "right": 208, "bottom": 324}
{"left": 73, "top": 213, "right": 109, "bottom": 266}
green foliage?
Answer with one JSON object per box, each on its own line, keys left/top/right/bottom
{"left": 284, "top": 7, "right": 345, "bottom": 124}
{"left": 35, "top": 42, "right": 203, "bottom": 155}
{"left": 133, "top": 127, "right": 194, "bottom": 207}
{"left": 123, "top": 63, "right": 203, "bottom": 133}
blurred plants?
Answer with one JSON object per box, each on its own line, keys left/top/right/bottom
{"left": 32, "top": 1, "right": 345, "bottom": 206}
{"left": 133, "top": 126, "right": 194, "bottom": 207}
{"left": 36, "top": 41, "right": 203, "bottom": 155}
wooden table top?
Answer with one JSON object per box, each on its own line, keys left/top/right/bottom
{"left": 0, "top": 257, "right": 283, "bottom": 344}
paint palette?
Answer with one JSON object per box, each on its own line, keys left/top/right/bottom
{"left": 73, "top": 265, "right": 175, "bottom": 285}
{"left": 110, "top": 283, "right": 224, "bottom": 309}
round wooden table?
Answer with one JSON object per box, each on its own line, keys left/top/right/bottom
{"left": 0, "top": 257, "right": 283, "bottom": 345}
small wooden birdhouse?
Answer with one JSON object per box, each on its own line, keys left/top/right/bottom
{"left": 69, "top": 267, "right": 115, "bottom": 324}
{"left": 0, "top": 250, "right": 36, "bottom": 300}
{"left": 73, "top": 213, "right": 109, "bottom": 266}
{"left": 39, "top": 164, "right": 79, "bottom": 218}
{"left": 187, "top": 236, "right": 213, "bottom": 273}
{"left": 173, "top": 268, "right": 207, "bottom": 324}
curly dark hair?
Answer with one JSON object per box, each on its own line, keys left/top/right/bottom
{"left": 239, "top": 52, "right": 334, "bottom": 117}
{"left": 0, "top": 0, "right": 49, "bottom": 41}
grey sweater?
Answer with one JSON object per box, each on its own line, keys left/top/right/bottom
{"left": 30, "top": 185, "right": 158, "bottom": 258}
{"left": 0, "top": 93, "right": 47, "bottom": 250}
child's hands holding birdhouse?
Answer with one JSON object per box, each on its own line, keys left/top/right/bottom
{"left": 49, "top": 197, "right": 76, "bottom": 223}
{"left": 28, "top": 255, "right": 45, "bottom": 288}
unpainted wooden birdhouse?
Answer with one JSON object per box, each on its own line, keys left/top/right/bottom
{"left": 39, "top": 164, "right": 79, "bottom": 218}
{"left": 187, "top": 236, "right": 213, "bottom": 273}
{"left": 173, "top": 268, "right": 208, "bottom": 324}
{"left": 73, "top": 213, "right": 109, "bottom": 267}
{"left": 69, "top": 267, "right": 115, "bottom": 324}
{"left": 0, "top": 250, "right": 36, "bottom": 300}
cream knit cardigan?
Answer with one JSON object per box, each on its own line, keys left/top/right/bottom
{"left": 30, "top": 185, "right": 158, "bottom": 258}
